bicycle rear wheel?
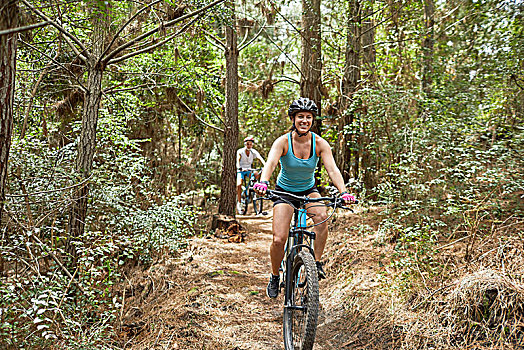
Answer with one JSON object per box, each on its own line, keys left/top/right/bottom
{"left": 283, "top": 250, "right": 319, "bottom": 350}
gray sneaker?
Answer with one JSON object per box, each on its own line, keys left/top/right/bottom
{"left": 266, "top": 274, "right": 280, "bottom": 298}
{"left": 316, "top": 261, "right": 326, "bottom": 280}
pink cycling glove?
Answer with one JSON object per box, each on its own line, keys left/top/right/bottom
{"left": 254, "top": 182, "right": 268, "bottom": 192}
{"left": 341, "top": 192, "right": 356, "bottom": 203}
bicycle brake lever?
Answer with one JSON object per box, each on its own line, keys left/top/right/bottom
{"left": 335, "top": 198, "right": 355, "bottom": 211}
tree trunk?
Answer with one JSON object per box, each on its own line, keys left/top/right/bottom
{"left": 67, "top": 2, "right": 108, "bottom": 259}
{"left": 422, "top": 0, "right": 435, "bottom": 95}
{"left": 337, "top": 0, "right": 360, "bottom": 183}
{"left": 361, "top": 1, "right": 377, "bottom": 195}
{"left": 0, "top": 0, "right": 18, "bottom": 276}
{"left": 67, "top": 65, "right": 103, "bottom": 242}
{"left": 300, "top": 0, "right": 322, "bottom": 132}
{"left": 0, "top": 0, "right": 18, "bottom": 225}
{"left": 177, "top": 112, "right": 182, "bottom": 193}
{"left": 361, "top": 128, "right": 377, "bottom": 197}
{"left": 361, "top": 0, "right": 376, "bottom": 81}
{"left": 301, "top": 0, "right": 323, "bottom": 186}
{"left": 217, "top": 4, "right": 239, "bottom": 218}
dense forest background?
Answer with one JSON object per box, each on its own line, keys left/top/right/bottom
{"left": 0, "top": 0, "right": 522, "bottom": 348}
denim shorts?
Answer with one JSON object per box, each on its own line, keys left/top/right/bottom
{"left": 273, "top": 185, "right": 319, "bottom": 208}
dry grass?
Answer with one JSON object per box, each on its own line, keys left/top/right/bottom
{"left": 113, "top": 218, "right": 282, "bottom": 350}
{"left": 402, "top": 222, "right": 524, "bottom": 350}
{"left": 319, "top": 211, "right": 524, "bottom": 350}
{"left": 403, "top": 268, "right": 524, "bottom": 349}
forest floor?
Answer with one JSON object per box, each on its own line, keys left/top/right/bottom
{"left": 117, "top": 202, "right": 403, "bottom": 350}
{"left": 115, "top": 200, "right": 524, "bottom": 350}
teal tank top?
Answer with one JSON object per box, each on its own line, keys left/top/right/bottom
{"left": 276, "top": 132, "right": 319, "bottom": 192}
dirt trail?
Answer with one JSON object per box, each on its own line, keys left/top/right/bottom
{"left": 121, "top": 205, "right": 383, "bottom": 349}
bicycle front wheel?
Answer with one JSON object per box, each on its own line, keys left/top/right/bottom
{"left": 238, "top": 191, "right": 248, "bottom": 215}
{"left": 283, "top": 250, "right": 319, "bottom": 350}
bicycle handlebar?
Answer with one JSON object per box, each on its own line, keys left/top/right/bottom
{"left": 238, "top": 168, "right": 262, "bottom": 172}
{"left": 266, "top": 189, "right": 334, "bottom": 203}
{"left": 252, "top": 188, "right": 358, "bottom": 209}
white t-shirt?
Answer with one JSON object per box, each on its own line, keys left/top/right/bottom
{"left": 236, "top": 147, "right": 265, "bottom": 170}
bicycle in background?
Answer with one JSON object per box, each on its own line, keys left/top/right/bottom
{"left": 238, "top": 168, "right": 266, "bottom": 215}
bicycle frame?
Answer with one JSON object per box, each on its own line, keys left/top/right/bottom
{"left": 241, "top": 170, "right": 257, "bottom": 200}
{"left": 239, "top": 168, "right": 264, "bottom": 215}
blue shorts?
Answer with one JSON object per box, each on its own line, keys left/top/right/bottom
{"left": 237, "top": 170, "right": 252, "bottom": 182}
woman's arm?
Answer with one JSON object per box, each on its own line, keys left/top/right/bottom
{"left": 259, "top": 136, "right": 286, "bottom": 183}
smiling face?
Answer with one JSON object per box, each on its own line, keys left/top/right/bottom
{"left": 244, "top": 140, "right": 254, "bottom": 149}
{"left": 293, "top": 111, "right": 314, "bottom": 134}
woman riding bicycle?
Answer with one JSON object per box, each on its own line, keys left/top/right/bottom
{"left": 254, "top": 97, "right": 356, "bottom": 298}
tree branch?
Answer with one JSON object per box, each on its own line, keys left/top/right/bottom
{"left": 511, "top": 74, "right": 524, "bottom": 90}
{"left": 266, "top": 0, "right": 305, "bottom": 43}
{"left": 3, "top": 211, "right": 86, "bottom": 295}
{"left": 0, "top": 21, "right": 49, "bottom": 36}
{"left": 204, "top": 29, "right": 226, "bottom": 50}
{"left": 239, "top": 20, "right": 266, "bottom": 52}
{"left": 19, "top": 39, "right": 87, "bottom": 92}
{"left": 358, "top": 1, "right": 407, "bottom": 40}
{"left": 100, "top": 0, "right": 164, "bottom": 62}
{"left": 361, "top": 37, "right": 418, "bottom": 50}
{"left": 104, "top": 83, "right": 173, "bottom": 94}
{"left": 262, "top": 27, "right": 303, "bottom": 79}
{"left": 237, "top": 22, "right": 250, "bottom": 49}
{"left": 6, "top": 174, "right": 93, "bottom": 198}
{"left": 103, "top": 0, "right": 226, "bottom": 64}
{"left": 21, "top": 39, "right": 62, "bottom": 139}
{"left": 107, "top": 14, "right": 201, "bottom": 66}
{"left": 176, "top": 95, "right": 224, "bottom": 133}
{"left": 20, "top": 0, "right": 89, "bottom": 62}
{"left": 274, "top": 76, "right": 300, "bottom": 85}
{"left": 207, "top": 96, "right": 226, "bottom": 127}
{"left": 32, "top": 234, "right": 86, "bottom": 295}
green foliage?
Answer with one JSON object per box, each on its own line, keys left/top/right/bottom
{"left": 4, "top": 134, "right": 199, "bottom": 348}
{"left": 116, "top": 197, "right": 197, "bottom": 264}
{"left": 368, "top": 99, "right": 523, "bottom": 290}
{"left": 4, "top": 90, "right": 201, "bottom": 348}
{"left": 5, "top": 0, "right": 523, "bottom": 347}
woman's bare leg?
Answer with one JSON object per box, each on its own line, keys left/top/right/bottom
{"left": 306, "top": 192, "right": 329, "bottom": 261}
{"left": 270, "top": 203, "right": 294, "bottom": 275}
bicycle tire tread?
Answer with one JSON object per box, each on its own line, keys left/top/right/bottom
{"left": 283, "top": 250, "right": 319, "bottom": 350}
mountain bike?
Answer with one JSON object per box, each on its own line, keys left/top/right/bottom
{"left": 238, "top": 168, "right": 265, "bottom": 215}
{"left": 264, "top": 189, "right": 354, "bottom": 350}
